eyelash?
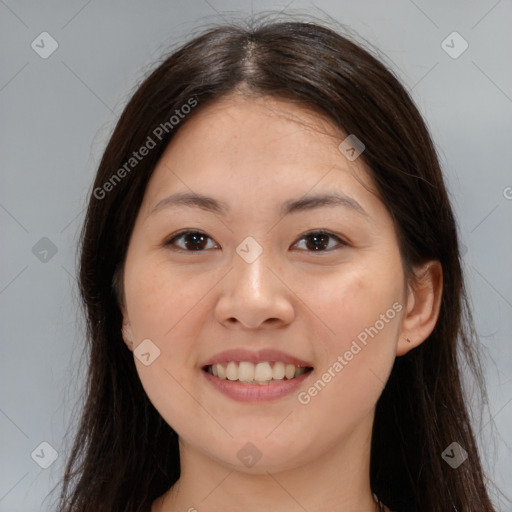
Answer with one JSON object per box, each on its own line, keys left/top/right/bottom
{"left": 163, "top": 229, "right": 348, "bottom": 253}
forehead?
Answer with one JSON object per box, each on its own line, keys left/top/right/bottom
{"left": 140, "top": 94, "right": 378, "bottom": 217}
{"left": 165, "top": 93, "right": 349, "bottom": 163}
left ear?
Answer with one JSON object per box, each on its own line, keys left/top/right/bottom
{"left": 397, "top": 260, "right": 443, "bottom": 356}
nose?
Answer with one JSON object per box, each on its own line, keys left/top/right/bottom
{"left": 214, "top": 245, "right": 295, "bottom": 329}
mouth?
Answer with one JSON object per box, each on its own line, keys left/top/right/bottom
{"left": 203, "top": 361, "right": 314, "bottom": 385}
{"left": 200, "top": 348, "right": 315, "bottom": 401}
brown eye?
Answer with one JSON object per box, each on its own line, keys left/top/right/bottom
{"left": 164, "top": 229, "right": 347, "bottom": 253}
{"left": 165, "top": 230, "right": 217, "bottom": 251}
{"left": 294, "top": 230, "right": 347, "bottom": 252}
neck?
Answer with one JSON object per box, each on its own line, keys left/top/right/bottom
{"left": 154, "top": 413, "right": 383, "bottom": 512}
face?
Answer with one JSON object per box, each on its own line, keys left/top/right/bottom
{"left": 121, "top": 93, "right": 409, "bottom": 473}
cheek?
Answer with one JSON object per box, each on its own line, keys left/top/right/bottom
{"left": 305, "top": 262, "right": 403, "bottom": 398}
{"left": 308, "top": 261, "right": 403, "bottom": 340}
{"left": 124, "top": 258, "right": 207, "bottom": 428}
{"left": 125, "top": 257, "right": 212, "bottom": 339}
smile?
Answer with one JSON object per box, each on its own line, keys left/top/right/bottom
{"left": 204, "top": 361, "right": 313, "bottom": 384}
{"left": 200, "top": 348, "right": 314, "bottom": 401}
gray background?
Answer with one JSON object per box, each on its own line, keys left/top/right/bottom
{"left": 1, "top": 1, "right": 511, "bottom": 510}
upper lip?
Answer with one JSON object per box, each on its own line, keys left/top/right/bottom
{"left": 201, "top": 348, "right": 314, "bottom": 368}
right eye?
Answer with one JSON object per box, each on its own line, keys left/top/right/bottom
{"left": 164, "top": 230, "right": 219, "bottom": 252}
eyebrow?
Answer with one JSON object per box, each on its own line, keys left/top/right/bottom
{"left": 149, "top": 191, "right": 369, "bottom": 218}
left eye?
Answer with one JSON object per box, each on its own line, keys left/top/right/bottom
{"left": 293, "top": 230, "right": 347, "bottom": 252}
{"left": 164, "top": 230, "right": 347, "bottom": 252}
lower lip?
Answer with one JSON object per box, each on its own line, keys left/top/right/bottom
{"left": 202, "top": 368, "right": 313, "bottom": 402}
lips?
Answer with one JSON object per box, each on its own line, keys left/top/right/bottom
{"left": 200, "top": 348, "right": 314, "bottom": 401}
{"left": 201, "top": 348, "right": 314, "bottom": 368}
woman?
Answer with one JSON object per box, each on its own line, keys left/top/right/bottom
{"left": 54, "top": 18, "right": 497, "bottom": 512}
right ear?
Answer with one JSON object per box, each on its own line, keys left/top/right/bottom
{"left": 121, "top": 314, "right": 134, "bottom": 351}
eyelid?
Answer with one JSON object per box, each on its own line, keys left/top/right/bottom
{"left": 292, "top": 229, "right": 349, "bottom": 250}
{"left": 164, "top": 229, "right": 219, "bottom": 251}
{"left": 164, "top": 229, "right": 349, "bottom": 252}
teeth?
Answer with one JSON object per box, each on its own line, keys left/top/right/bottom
{"left": 295, "top": 367, "right": 307, "bottom": 377}
{"left": 272, "top": 361, "right": 285, "bottom": 380}
{"left": 217, "top": 364, "right": 226, "bottom": 379}
{"left": 254, "top": 362, "right": 273, "bottom": 381}
{"left": 226, "top": 361, "right": 238, "bottom": 381}
{"left": 238, "top": 361, "right": 255, "bottom": 381}
{"left": 285, "top": 364, "right": 296, "bottom": 379}
{"left": 208, "top": 361, "right": 311, "bottom": 383}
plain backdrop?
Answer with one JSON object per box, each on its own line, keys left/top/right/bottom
{"left": 1, "top": 1, "right": 511, "bottom": 511}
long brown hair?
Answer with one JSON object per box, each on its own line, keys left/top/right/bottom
{"left": 51, "top": 16, "right": 498, "bottom": 512}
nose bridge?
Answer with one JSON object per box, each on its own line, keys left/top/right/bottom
{"left": 232, "top": 236, "right": 274, "bottom": 295}
{"left": 214, "top": 236, "right": 294, "bottom": 328}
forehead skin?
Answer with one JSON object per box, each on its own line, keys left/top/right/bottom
{"left": 138, "top": 92, "right": 394, "bottom": 239}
